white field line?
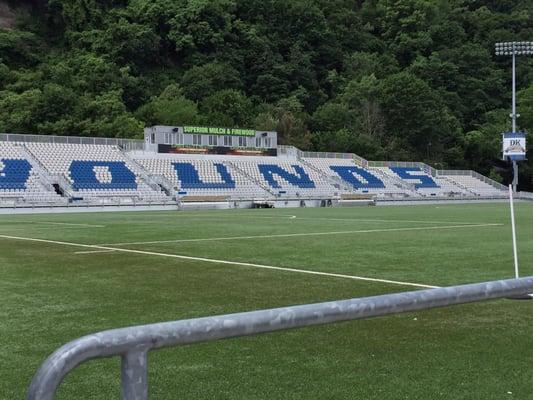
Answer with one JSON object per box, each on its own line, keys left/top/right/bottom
{"left": 278, "top": 216, "right": 482, "bottom": 225}
{"left": 36, "top": 221, "right": 106, "bottom": 228}
{"left": 0, "top": 226, "right": 102, "bottom": 232}
{"left": 0, "top": 233, "right": 438, "bottom": 289}
{"left": 0, "top": 221, "right": 105, "bottom": 228}
{"left": 74, "top": 250, "right": 116, "bottom": 255}
{"left": 0, "top": 226, "right": 74, "bottom": 232}
{"left": 100, "top": 223, "right": 503, "bottom": 246}
{"left": 114, "top": 214, "right": 497, "bottom": 225}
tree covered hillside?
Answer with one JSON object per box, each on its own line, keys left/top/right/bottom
{"left": 0, "top": 0, "right": 532, "bottom": 186}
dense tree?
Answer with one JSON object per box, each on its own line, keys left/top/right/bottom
{"left": 136, "top": 84, "right": 200, "bottom": 126}
{"left": 200, "top": 89, "right": 253, "bottom": 127}
{"left": 0, "top": 0, "right": 532, "bottom": 187}
{"left": 180, "top": 62, "right": 242, "bottom": 101}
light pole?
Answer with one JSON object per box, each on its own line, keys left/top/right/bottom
{"left": 495, "top": 41, "right": 533, "bottom": 192}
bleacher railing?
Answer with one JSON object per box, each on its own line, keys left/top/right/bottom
{"left": 518, "top": 191, "right": 533, "bottom": 200}
{"left": 0, "top": 133, "right": 144, "bottom": 151}
{"left": 302, "top": 151, "right": 353, "bottom": 159}
{"left": 27, "top": 276, "right": 533, "bottom": 400}
{"left": 277, "top": 146, "right": 368, "bottom": 166}
{"left": 437, "top": 170, "right": 506, "bottom": 191}
{"left": 301, "top": 151, "right": 368, "bottom": 167}
{"left": 276, "top": 145, "right": 304, "bottom": 159}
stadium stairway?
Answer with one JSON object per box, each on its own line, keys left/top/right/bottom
{"left": 438, "top": 175, "right": 477, "bottom": 196}
{"left": 120, "top": 149, "right": 176, "bottom": 201}
{"left": 131, "top": 153, "right": 275, "bottom": 199}
{"left": 440, "top": 173, "right": 506, "bottom": 197}
{"left": 298, "top": 157, "right": 356, "bottom": 193}
{"left": 24, "top": 143, "right": 173, "bottom": 205}
{"left": 225, "top": 161, "right": 278, "bottom": 196}
{"left": 0, "top": 142, "right": 65, "bottom": 206}
{"left": 21, "top": 143, "right": 86, "bottom": 198}
{"left": 368, "top": 167, "right": 419, "bottom": 196}
{"left": 14, "top": 143, "right": 69, "bottom": 201}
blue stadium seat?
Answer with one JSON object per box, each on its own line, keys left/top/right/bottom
{"left": 389, "top": 167, "right": 440, "bottom": 188}
{"left": 172, "top": 162, "right": 236, "bottom": 189}
{"left": 258, "top": 164, "right": 316, "bottom": 189}
{"left": 330, "top": 166, "right": 385, "bottom": 189}
{"left": 69, "top": 161, "right": 138, "bottom": 190}
{"left": 0, "top": 159, "right": 32, "bottom": 190}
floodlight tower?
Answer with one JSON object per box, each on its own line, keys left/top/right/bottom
{"left": 494, "top": 41, "right": 533, "bottom": 192}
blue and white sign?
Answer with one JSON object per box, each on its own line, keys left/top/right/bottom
{"left": 503, "top": 132, "right": 526, "bottom": 161}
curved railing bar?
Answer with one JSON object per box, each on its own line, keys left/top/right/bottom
{"left": 27, "top": 276, "right": 533, "bottom": 400}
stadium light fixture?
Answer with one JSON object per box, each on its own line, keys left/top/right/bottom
{"left": 494, "top": 41, "right": 533, "bottom": 193}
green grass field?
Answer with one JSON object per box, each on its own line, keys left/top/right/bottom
{"left": 2, "top": 203, "right": 533, "bottom": 399}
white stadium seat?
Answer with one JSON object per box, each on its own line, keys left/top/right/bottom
{"left": 0, "top": 140, "right": 507, "bottom": 206}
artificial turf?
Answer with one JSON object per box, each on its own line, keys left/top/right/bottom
{"left": 1, "top": 202, "right": 533, "bottom": 399}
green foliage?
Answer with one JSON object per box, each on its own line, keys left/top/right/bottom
{"left": 69, "top": 18, "right": 161, "bottom": 67}
{"left": 518, "top": 84, "right": 533, "bottom": 133}
{"left": 200, "top": 89, "right": 253, "bottom": 127}
{"left": 488, "top": 167, "right": 503, "bottom": 183}
{"left": 0, "top": 30, "right": 42, "bottom": 67}
{"left": 380, "top": 71, "right": 462, "bottom": 162}
{"left": 181, "top": 62, "right": 242, "bottom": 101}
{"left": 0, "top": 0, "right": 532, "bottom": 186}
{"left": 136, "top": 84, "right": 200, "bottom": 126}
{"left": 0, "top": 88, "right": 43, "bottom": 133}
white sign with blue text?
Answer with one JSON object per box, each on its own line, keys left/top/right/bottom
{"left": 503, "top": 132, "right": 526, "bottom": 161}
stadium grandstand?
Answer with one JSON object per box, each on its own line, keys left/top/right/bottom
{"left": 0, "top": 126, "right": 508, "bottom": 211}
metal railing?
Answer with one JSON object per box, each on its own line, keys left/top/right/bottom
{"left": 0, "top": 133, "right": 144, "bottom": 151}
{"left": 437, "top": 170, "right": 507, "bottom": 191}
{"left": 367, "top": 160, "right": 436, "bottom": 175}
{"left": 27, "top": 276, "right": 533, "bottom": 400}
{"left": 518, "top": 191, "right": 533, "bottom": 200}
{"left": 276, "top": 145, "right": 304, "bottom": 159}
{"left": 277, "top": 146, "right": 369, "bottom": 167}
{"left": 302, "top": 151, "right": 355, "bottom": 159}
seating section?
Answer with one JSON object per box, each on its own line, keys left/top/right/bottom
{"left": 134, "top": 154, "right": 272, "bottom": 198}
{"left": 329, "top": 166, "right": 385, "bottom": 189}
{"left": 304, "top": 158, "right": 412, "bottom": 197}
{"left": 442, "top": 174, "right": 504, "bottom": 197}
{"left": 305, "top": 160, "right": 485, "bottom": 198}
{"left": 0, "top": 140, "right": 507, "bottom": 206}
{"left": 387, "top": 167, "right": 469, "bottom": 196}
{"left": 69, "top": 161, "right": 138, "bottom": 190}
{"left": 430, "top": 176, "right": 470, "bottom": 196}
{"left": 0, "top": 158, "right": 31, "bottom": 190}
{"left": 389, "top": 167, "right": 439, "bottom": 189}
{"left": 367, "top": 167, "right": 418, "bottom": 197}
{"left": 0, "top": 142, "right": 60, "bottom": 205}
{"left": 231, "top": 158, "right": 339, "bottom": 197}
{"left": 25, "top": 143, "right": 168, "bottom": 203}
{"left": 173, "top": 162, "right": 235, "bottom": 189}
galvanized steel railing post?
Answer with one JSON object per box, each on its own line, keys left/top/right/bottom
{"left": 121, "top": 349, "right": 149, "bottom": 400}
{"left": 26, "top": 277, "right": 533, "bottom": 400}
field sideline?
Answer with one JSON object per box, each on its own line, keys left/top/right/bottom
{"left": 2, "top": 203, "right": 533, "bottom": 399}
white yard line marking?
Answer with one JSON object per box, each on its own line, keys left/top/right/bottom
{"left": 37, "top": 222, "right": 106, "bottom": 228}
{"left": 117, "top": 213, "right": 495, "bottom": 225}
{"left": 283, "top": 217, "right": 482, "bottom": 225}
{"left": 0, "top": 234, "right": 438, "bottom": 289}
{"left": 0, "top": 221, "right": 105, "bottom": 228}
{"left": 100, "top": 223, "right": 503, "bottom": 246}
{"left": 74, "top": 250, "right": 116, "bottom": 255}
